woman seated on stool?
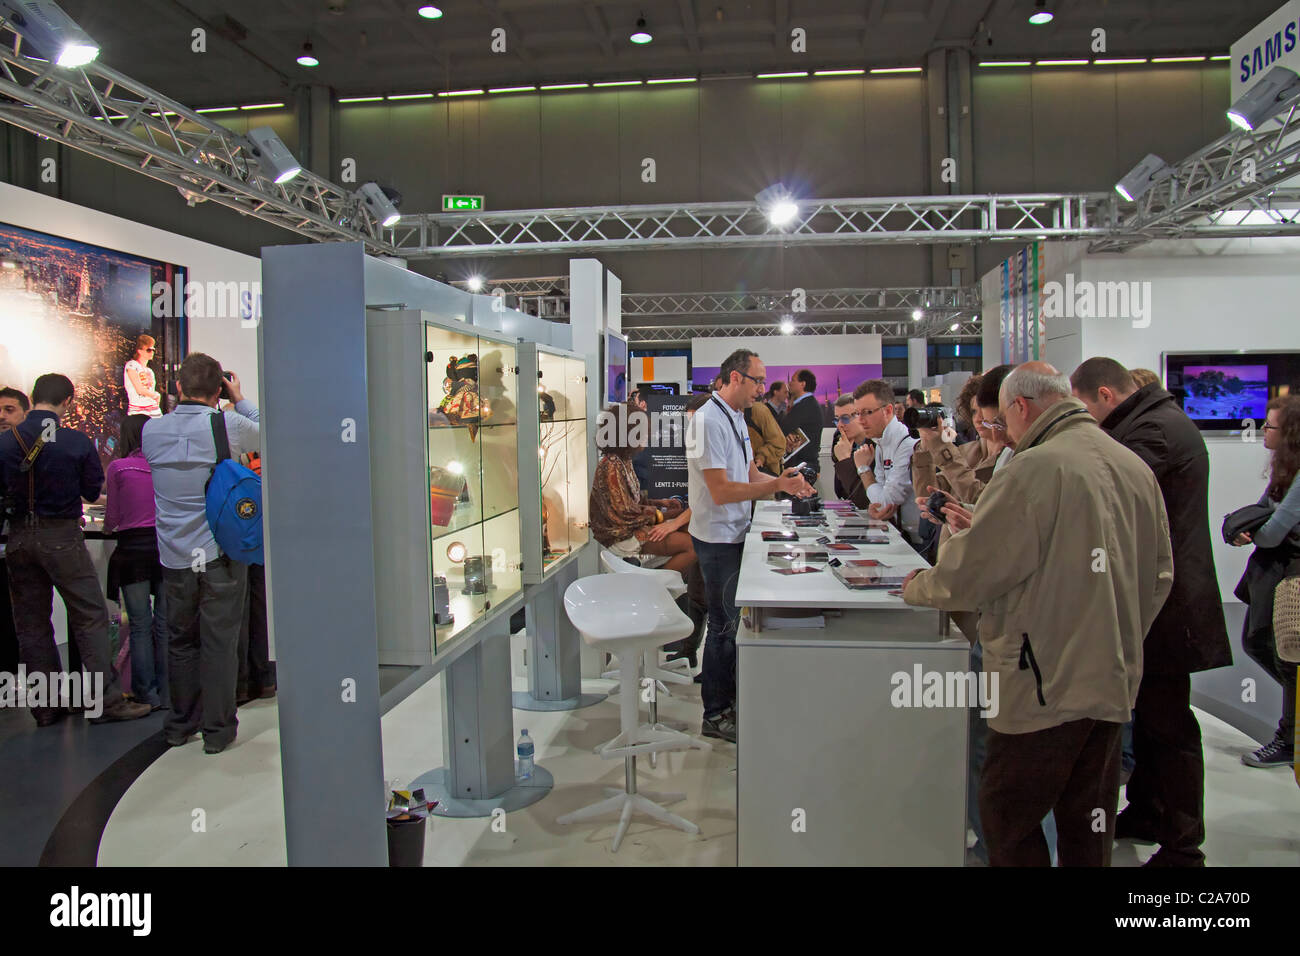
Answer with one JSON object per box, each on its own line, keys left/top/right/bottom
{"left": 589, "top": 404, "right": 696, "bottom": 575}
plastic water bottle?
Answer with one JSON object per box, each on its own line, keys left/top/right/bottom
{"left": 516, "top": 729, "right": 534, "bottom": 780}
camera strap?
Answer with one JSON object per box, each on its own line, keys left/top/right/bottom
{"left": 9, "top": 426, "right": 45, "bottom": 524}
{"left": 710, "top": 395, "right": 748, "bottom": 461}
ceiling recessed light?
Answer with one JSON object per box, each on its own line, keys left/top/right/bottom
{"left": 1029, "top": 1, "right": 1054, "bottom": 25}
{"left": 297, "top": 42, "right": 319, "bottom": 67}
{"left": 418, "top": 5, "right": 443, "bottom": 19}
{"left": 630, "top": 17, "right": 652, "bottom": 44}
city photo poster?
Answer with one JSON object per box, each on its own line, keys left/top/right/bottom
{"left": 0, "top": 221, "right": 187, "bottom": 473}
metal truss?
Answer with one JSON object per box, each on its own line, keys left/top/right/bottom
{"left": 389, "top": 194, "right": 1109, "bottom": 258}
{"left": 625, "top": 317, "right": 984, "bottom": 346}
{"left": 0, "top": 19, "right": 395, "bottom": 253}
{"left": 620, "top": 286, "right": 978, "bottom": 318}
{"left": 1091, "top": 89, "right": 1300, "bottom": 253}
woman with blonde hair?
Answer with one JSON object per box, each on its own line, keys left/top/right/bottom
{"left": 124, "top": 333, "right": 162, "bottom": 417}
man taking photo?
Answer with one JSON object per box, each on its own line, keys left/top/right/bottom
{"left": 144, "top": 354, "right": 259, "bottom": 755}
{"left": 901, "top": 364, "right": 1173, "bottom": 866}
{"left": 687, "top": 349, "right": 813, "bottom": 743}
{"left": 1071, "top": 356, "right": 1231, "bottom": 867}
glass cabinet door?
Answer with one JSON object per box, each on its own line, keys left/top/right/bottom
{"left": 477, "top": 339, "right": 521, "bottom": 611}
{"left": 536, "top": 350, "right": 589, "bottom": 572}
{"left": 562, "top": 355, "right": 589, "bottom": 553}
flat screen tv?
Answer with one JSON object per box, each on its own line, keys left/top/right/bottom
{"left": 0, "top": 221, "right": 187, "bottom": 472}
{"left": 1163, "top": 351, "right": 1300, "bottom": 432}
{"left": 604, "top": 330, "right": 628, "bottom": 406}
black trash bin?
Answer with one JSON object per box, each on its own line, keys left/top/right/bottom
{"left": 386, "top": 816, "right": 427, "bottom": 867}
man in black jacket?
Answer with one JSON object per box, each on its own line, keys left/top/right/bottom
{"left": 1071, "top": 357, "right": 1233, "bottom": 867}
{"left": 781, "top": 368, "right": 822, "bottom": 475}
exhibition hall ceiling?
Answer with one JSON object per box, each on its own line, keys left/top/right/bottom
{"left": 62, "top": 0, "right": 1278, "bottom": 107}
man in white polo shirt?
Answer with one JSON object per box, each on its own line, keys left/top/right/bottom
{"left": 687, "top": 348, "right": 813, "bottom": 743}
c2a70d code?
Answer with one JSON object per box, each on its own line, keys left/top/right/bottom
{"left": 1130, "top": 892, "right": 1251, "bottom": 906}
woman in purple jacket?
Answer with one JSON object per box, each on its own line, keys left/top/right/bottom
{"left": 105, "top": 414, "right": 167, "bottom": 709}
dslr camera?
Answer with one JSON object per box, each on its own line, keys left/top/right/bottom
{"left": 903, "top": 404, "right": 952, "bottom": 431}
{"left": 787, "top": 462, "right": 822, "bottom": 515}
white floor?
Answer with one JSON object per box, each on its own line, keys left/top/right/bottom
{"left": 98, "top": 632, "right": 1300, "bottom": 866}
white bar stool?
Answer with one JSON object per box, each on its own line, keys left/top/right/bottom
{"left": 556, "top": 574, "right": 709, "bottom": 852}
{"left": 598, "top": 549, "right": 696, "bottom": 692}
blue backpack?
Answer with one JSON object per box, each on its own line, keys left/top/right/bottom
{"left": 205, "top": 412, "right": 264, "bottom": 565}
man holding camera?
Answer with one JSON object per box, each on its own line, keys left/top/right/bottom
{"left": 143, "top": 353, "right": 259, "bottom": 754}
{"left": 835, "top": 379, "right": 920, "bottom": 540}
{"left": 687, "top": 349, "right": 813, "bottom": 743}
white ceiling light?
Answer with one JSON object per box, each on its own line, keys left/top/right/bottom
{"left": 0, "top": 0, "right": 100, "bottom": 67}
{"left": 418, "top": 5, "right": 443, "bottom": 19}
{"left": 949, "top": 322, "right": 960, "bottom": 331}
{"left": 912, "top": 309, "right": 923, "bottom": 321}
{"left": 466, "top": 276, "right": 484, "bottom": 292}
{"left": 1227, "top": 65, "right": 1300, "bottom": 131}
{"left": 780, "top": 317, "right": 794, "bottom": 334}
{"left": 357, "top": 181, "right": 401, "bottom": 227}
{"left": 1114, "top": 153, "right": 1169, "bottom": 202}
{"left": 630, "top": 16, "right": 652, "bottom": 44}
{"left": 1028, "top": 1, "right": 1054, "bottom": 25}
{"left": 297, "top": 42, "right": 318, "bottom": 67}
{"left": 245, "top": 126, "right": 301, "bottom": 184}
{"left": 756, "top": 183, "right": 798, "bottom": 228}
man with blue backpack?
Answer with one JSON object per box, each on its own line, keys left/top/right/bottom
{"left": 143, "top": 353, "right": 260, "bottom": 755}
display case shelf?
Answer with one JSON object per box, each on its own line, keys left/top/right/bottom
{"left": 518, "top": 343, "right": 592, "bottom": 584}
{"left": 367, "top": 309, "right": 523, "bottom": 664}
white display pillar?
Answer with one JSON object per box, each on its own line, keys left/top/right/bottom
{"left": 907, "top": 338, "right": 928, "bottom": 391}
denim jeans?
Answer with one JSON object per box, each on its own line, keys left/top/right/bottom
{"left": 691, "top": 536, "right": 744, "bottom": 719}
{"left": 121, "top": 580, "right": 167, "bottom": 709}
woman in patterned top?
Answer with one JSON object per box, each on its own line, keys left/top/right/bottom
{"left": 124, "top": 334, "right": 162, "bottom": 417}
{"left": 589, "top": 404, "right": 696, "bottom": 574}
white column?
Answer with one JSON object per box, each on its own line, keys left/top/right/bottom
{"left": 907, "top": 337, "right": 928, "bottom": 389}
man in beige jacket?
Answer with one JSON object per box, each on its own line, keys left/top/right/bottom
{"left": 902, "top": 364, "right": 1173, "bottom": 866}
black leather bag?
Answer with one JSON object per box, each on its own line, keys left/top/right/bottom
{"left": 1221, "top": 503, "right": 1274, "bottom": 544}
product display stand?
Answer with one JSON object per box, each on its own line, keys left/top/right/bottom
{"left": 515, "top": 557, "right": 606, "bottom": 712}
{"left": 413, "top": 614, "right": 555, "bottom": 818}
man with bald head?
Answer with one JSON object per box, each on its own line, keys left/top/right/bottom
{"left": 902, "top": 361, "right": 1173, "bottom": 866}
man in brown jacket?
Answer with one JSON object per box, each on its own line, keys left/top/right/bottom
{"left": 902, "top": 364, "right": 1174, "bottom": 866}
{"left": 745, "top": 396, "right": 786, "bottom": 475}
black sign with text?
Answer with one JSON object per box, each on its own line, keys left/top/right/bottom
{"left": 641, "top": 394, "right": 690, "bottom": 501}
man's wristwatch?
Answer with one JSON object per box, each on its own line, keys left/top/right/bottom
{"left": 856, "top": 463, "right": 872, "bottom": 476}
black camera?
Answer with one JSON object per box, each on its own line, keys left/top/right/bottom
{"left": 926, "top": 489, "right": 950, "bottom": 522}
{"left": 789, "top": 463, "right": 821, "bottom": 515}
{"left": 903, "top": 404, "right": 950, "bottom": 430}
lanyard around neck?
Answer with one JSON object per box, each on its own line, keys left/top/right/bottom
{"left": 710, "top": 394, "right": 747, "bottom": 456}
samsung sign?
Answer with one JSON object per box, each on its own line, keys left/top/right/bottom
{"left": 1232, "top": 0, "right": 1300, "bottom": 100}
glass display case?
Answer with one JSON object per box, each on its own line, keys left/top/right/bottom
{"left": 367, "top": 309, "right": 523, "bottom": 665}
{"left": 518, "top": 343, "right": 591, "bottom": 583}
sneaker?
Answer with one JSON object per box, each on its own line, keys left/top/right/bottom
{"left": 90, "top": 697, "right": 153, "bottom": 723}
{"left": 1241, "top": 737, "right": 1294, "bottom": 768}
{"left": 165, "top": 733, "right": 194, "bottom": 747}
{"left": 701, "top": 709, "right": 737, "bottom": 744}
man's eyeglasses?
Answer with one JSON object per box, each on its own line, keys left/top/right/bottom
{"left": 834, "top": 414, "right": 855, "bottom": 426}
{"left": 978, "top": 418, "right": 1006, "bottom": 432}
{"left": 857, "top": 404, "right": 886, "bottom": 417}
{"left": 740, "top": 372, "right": 766, "bottom": 387}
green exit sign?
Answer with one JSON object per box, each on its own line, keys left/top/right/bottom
{"left": 442, "top": 194, "right": 485, "bottom": 211}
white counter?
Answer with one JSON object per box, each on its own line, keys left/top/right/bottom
{"left": 735, "top": 500, "right": 969, "bottom": 866}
